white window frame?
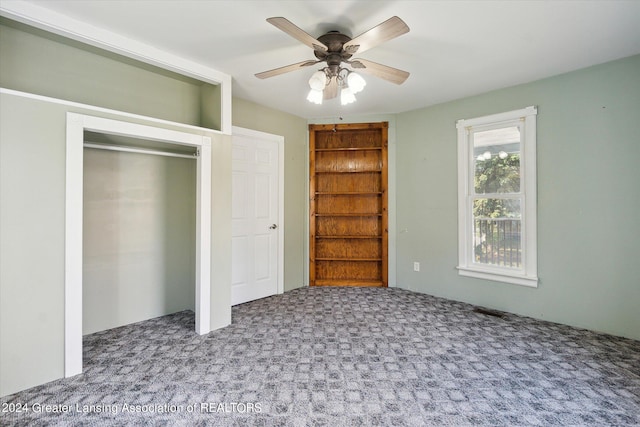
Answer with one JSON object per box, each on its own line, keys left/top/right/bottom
{"left": 456, "top": 106, "right": 538, "bottom": 287}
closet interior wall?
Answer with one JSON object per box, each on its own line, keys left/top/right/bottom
{"left": 82, "top": 138, "right": 197, "bottom": 335}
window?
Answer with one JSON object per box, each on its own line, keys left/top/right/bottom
{"left": 456, "top": 106, "right": 538, "bottom": 287}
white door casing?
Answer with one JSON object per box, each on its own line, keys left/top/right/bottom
{"left": 231, "top": 127, "right": 284, "bottom": 305}
{"left": 65, "top": 112, "right": 212, "bottom": 378}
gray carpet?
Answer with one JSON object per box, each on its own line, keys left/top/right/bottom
{"left": 1, "top": 287, "right": 639, "bottom": 426}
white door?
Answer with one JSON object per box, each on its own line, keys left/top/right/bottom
{"left": 232, "top": 127, "right": 283, "bottom": 305}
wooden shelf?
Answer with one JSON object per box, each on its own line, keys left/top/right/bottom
{"left": 316, "top": 192, "right": 382, "bottom": 195}
{"left": 314, "top": 170, "right": 381, "bottom": 174}
{"left": 314, "top": 279, "right": 384, "bottom": 287}
{"left": 315, "top": 258, "right": 382, "bottom": 262}
{"left": 315, "top": 235, "right": 382, "bottom": 239}
{"left": 314, "top": 213, "right": 382, "bottom": 217}
{"left": 315, "top": 147, "right": 382, "bottom": 152}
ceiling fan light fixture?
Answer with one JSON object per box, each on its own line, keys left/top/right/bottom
{"left": 347, "top": 72, "right": 366, "bottom": 94}
{"left": 340, "top": 86, "right": 356, "bottom": 105}
{"left": 308, "top": 70, "right": 328, "bottom": 91}
{"left": 307, "top": 88, "right": 323, "bottom": 104}
{"left": 257, "top": 16, "right": 411, "bottom": 106}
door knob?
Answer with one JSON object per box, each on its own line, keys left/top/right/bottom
{"left": 269, "top": 224, "right": 278, "bottom": 229}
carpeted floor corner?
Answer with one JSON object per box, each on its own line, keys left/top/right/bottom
{"left": 1, "top": 286, "right": 639, "bottom": 426}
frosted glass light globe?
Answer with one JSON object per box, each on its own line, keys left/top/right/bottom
{"left": 340, "top": 87, "right": 356, "bottom": 105}
{"left": 307, "top": 88, "right": 323, "bottom": 104}
{"left": 347, "top": 72, "right": 366, "bottom": 94}
{"left": 308, "top": 71, "right": 327, "bottom": 91}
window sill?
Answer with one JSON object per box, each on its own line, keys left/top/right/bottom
{"left": 457, "top": 266, "right": 538, "bottom": 288}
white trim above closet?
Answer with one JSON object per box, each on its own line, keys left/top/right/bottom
{"left": 0, "top": 1, "right": 232, "bottom": 134}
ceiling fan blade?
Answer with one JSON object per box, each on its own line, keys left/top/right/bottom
{"left": 343, "top": 16, "right": 409, "bottom": 55}
{"left": 349, "top": 59, "right": 410, "bottom": 85}
{"left": 324, "top": 77, "right": 338, "bottom": 100}
{"left": 255, "top": 60, "right": 320, "bottom": 79}
{"left": 266, "top": 17, "right": 328, "bottom": 52}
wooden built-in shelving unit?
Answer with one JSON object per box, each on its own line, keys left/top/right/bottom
{"left": 309, "top": 122, "right": 388, "bottom": 287}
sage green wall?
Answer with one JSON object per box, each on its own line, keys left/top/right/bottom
{"left": 200, "top": 83, "right": 222, "bottom": 131}
{"left": 1, "top": 18, "right": 232, "bottom": 396}
{"left": 0, "top": 20, "right": 220, "bottom": 129}
{"left": 0, "top": 95, "right": 65, "bottom": 397}
{"left": 0, "top": 92, "right": 232, "bottom": 397}
{"left": 82, "top": 149, "right": 196, "bottom": 335}
{"left": 396, "top": 55, "right": 640, "bottom": 340}
{"left": 232, "top": 97, "right": 308, "bottom": 291}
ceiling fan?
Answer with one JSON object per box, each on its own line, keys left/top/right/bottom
{"left": 255, "top": 16, "right": 410, "bottom": 103}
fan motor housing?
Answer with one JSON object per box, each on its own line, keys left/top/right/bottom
{"left": 314, "top": 31, "right": 353, "bottom": 61}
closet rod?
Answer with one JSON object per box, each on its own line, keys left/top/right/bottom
{"left": 84, "top": 143, "right": 197, "bottom": 159}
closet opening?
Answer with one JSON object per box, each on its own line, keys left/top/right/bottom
{"left": 83, "top": 131, "right": 196, "bottom": 337}
{"left": 65, "top": 113, "right": 212, "bottom": 378}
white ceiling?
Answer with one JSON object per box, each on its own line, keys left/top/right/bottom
{"left": 16, "top": 1, "right": 640, "bottom": 119}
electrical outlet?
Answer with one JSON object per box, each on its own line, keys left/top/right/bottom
{"left": 413, "top": 262, "right": 420, "bottom": 272}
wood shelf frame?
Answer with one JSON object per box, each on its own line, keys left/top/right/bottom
{"left": 309, "top": 122, "right": 388, "bottom": 287}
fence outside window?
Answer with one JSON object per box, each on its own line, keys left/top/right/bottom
{"left": 473, "top": 217, "right": 521, "bottom": 268}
